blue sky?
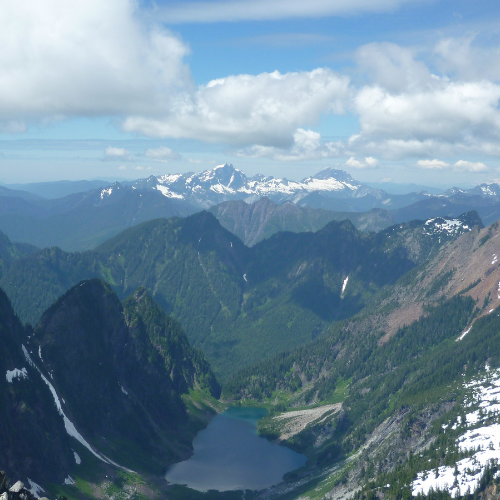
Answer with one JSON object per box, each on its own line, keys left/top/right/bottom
{"left": 1, "top": 0, "right": 500, "bottom": 187}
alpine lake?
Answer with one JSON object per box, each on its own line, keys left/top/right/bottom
{"left": 165, "top": 406, "right": 307, "bottom": 492}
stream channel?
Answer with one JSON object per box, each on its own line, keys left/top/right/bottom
{"left": 165, "top": 406, "right": 307, "bottom": 492}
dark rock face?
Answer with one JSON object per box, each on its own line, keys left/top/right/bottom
{"left": 29, "top": 279, "right": 219, "bottom": 471}
{"left": 0, "top": 277, "right": 219, "bottom": 484}
{"left": 0, "top": 289, "right": 73, "bottom": 483}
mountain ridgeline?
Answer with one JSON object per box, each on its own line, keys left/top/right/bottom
{"left": 2, "top": 164, "right": 500, "bottom": 254}
{"left": 0, "top": 209, "right": 482, "bottom": 380}
{"left": 208, "top": 198, "right": 395, "bottom": 246}
{"left": 0, "top": 279, "right": 219, "bottom": 486}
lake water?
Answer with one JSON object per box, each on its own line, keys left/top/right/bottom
{"left": 165, "top": 406, "right": 307, "bottom": 492}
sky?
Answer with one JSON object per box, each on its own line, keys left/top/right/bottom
{"left": 1, "top": 0, "right": 500, "bottom": 188}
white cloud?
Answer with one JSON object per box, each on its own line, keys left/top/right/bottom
{"left": 355, "top": 81, "right": 500, "bottom": 142}
{"left": 104, "top": 147, "right": 131, "bottom": 161}
{"left": 237, "top": 128, "right": 343, "bottom": 161}
{"left": 453, "top": 160, "right": 489, "bottom": 172}
{"left": 123, "top": 69, "right": 350, "bottom": 147}
{"left": 345, "top": 156, "right": 379, "bottom": 169}
{"left": 293, "top": 129, "right": 321, "bottom": 150}
{"left": 0, "top": 0, "right": 191, "bottom": 125}
{"left": 144, "top": 146, "right": 181, "bottom": 162}
{"left": 153, "top": 0, "right": 419, "bottom": 24}
{"left": 118, "top": 165, "right": 127, "bottom": 170}
{"left": 416, "top": 159, "right": 489, "bottom": 172}
{"left": 434, "top": 36, "right": 500, "bottom": 83}
{"left": 356, "top": 42, "right": 434, "bottom": 92}
{"left": 351, "top": 79, "right": 500, "bottom": 159}
{"left": 415, "top": 159, "right": 450, "bottom": 170}
{"left": 3, "top": 3, "right": 500, "bottom": 173}
{"left": 346, "top": 40, "right": 500, "bottom": 161}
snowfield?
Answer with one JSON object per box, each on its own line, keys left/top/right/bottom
{"left": 412, "top": 367, "right": 500, "bottom": 497}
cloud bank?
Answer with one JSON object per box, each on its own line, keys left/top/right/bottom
{"left": 123, "top": 69, "right": 350, "bottom": 147}
{"left": 2, "top": 1, "right": 500, "bottom": 170}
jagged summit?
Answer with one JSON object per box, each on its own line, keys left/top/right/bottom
{"left": 446, "top": 183, "right": 500, "bottom": 199}
{"left": 131, "top": 164, "right": 383, "bottom": 208}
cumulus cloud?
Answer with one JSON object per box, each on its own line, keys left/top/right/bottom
{"left": 347, "top": 39, "right": 500, "bottom": 161}
{"left": 356, "top": 42, "right": 434, "bottom": 93}
{"left": 153, "top": 0, "right": 417, "bottom": 23}
{"left": 415, "top": 159, "right": 450, "bottom": 170}
{"left": 237, "top": 128, "right": 343, "bottom": 161}
{"left": 434, "top": 36, "right": 500, "bottom": 82}
{"left": 345, "top": 156, "right": 379, "bottom": 169}
{"left": 0, "top": 0, "right": 191, "bottom": 125}
{"left": 123, "top": 69, "right": 350, "bottom": 146}
{"left": 354, "top": 81, "right": 500, "bottom": 142}
{"left": 144, "top": 146, "right": 181, "bottom": 161}
{"left": 351, "top": 77, "right": 500, "bottom": 159}
{"left": 103, "top": 147, "right": 132, "bottom": 161}
{"left": 416, "top": 159, "right": 489, "bottom": 172}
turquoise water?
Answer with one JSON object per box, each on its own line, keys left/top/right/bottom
{"left": 165, "top": 406, "right": 307, "bottom": 492}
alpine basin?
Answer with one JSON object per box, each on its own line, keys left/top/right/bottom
{"left": 165, "top": 406, "right": 307, "bottom": 492}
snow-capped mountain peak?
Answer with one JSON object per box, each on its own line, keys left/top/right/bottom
{"left": 139, "top": 164, "right": 378, "bottom": 208}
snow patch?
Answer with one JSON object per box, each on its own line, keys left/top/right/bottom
{"left": 6, "top": 367, "right": 28, "bottom": 383}
{"left": 26, "top": 478, "right": 45, "bottom": 498}
{"left": 456, "top": 327, "right": 472, "bottom": 342}
{"left": 64, "top": 476, "right": 75, "bottom": 485}
{"left": 243, "top": 274, "right": 248, "bottom": 282}
{"left": 100, "top": 188, "right": 113, "bottom": 199}
{"left": 341, "top": 276, "right": 349, "bottom": 297}
{"left": 424, "top": 217, "right": 470, "bottom": 236}
{"left": 121, "top": 385, "right": 128, "bottom": 396}
{"left": 21, "top": 345, "right": 134, "bottom": 472}
{"left": 155, "top": 184, "right": 184, "bottom": 199}
{"left": 73, "top": 451, "right": 81, "bottom": 465}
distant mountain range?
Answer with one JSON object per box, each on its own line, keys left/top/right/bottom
{"left": 124, "top": 163, "right": 430, "bottom": 211}
{"left": 2, "top": 164, "right": 500, "bottom": 252}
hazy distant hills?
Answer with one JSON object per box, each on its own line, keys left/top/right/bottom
{"left": 0, "top": 184, "right": 198, "bottom": 251}
{"left": 208, "top": 198, "right": 395, "bottom": 246}
{"left": 5, "top": 179, "right": 112, "bottom": 199}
